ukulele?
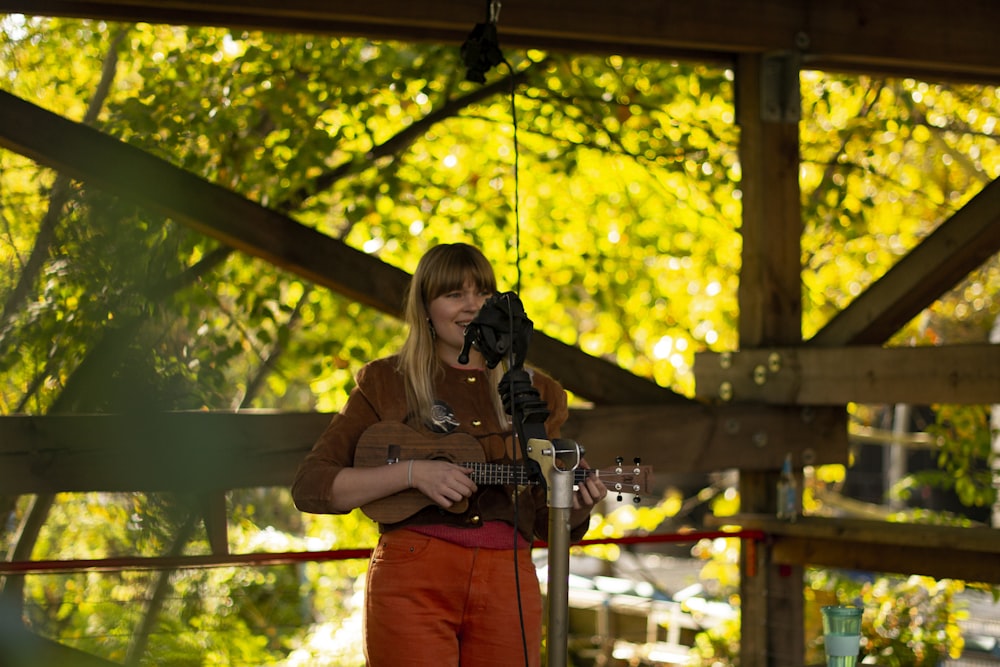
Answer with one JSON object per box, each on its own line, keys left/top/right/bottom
{"left": 354, "top": 422, "right": 653, "bottom": 523}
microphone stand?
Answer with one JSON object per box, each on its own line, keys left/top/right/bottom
{"left": 499, "top": 366, "right": 581, "bottom": 667}
{"left": 459, "top": 292, "right": 579, "bottom": 667}
{"left": 527, "top": 435, "right": 582, "bottom": 667}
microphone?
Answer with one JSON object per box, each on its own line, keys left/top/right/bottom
{"left": 457, "top": 330, "right": 475, "bottom": 365}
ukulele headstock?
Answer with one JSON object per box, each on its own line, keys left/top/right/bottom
{"left": 600, "top": 456, "right": 653, "bottom": 503}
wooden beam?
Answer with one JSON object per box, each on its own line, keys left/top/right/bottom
{"left": 528, "top": 341, "right": 687, "bottom": 406}
{"left": 736, "top": 53, "right": 803, "bottom": 349}
{"left": 727, "top": 515, "right": 1000, "bottom": 584}
{"left": 6, "top": 0, "right": 1000, "bottom": 81}
{"left": 810, "top": 177, "right": 1000, "bottom": 347}
{"left": 694, "top": 343, "right": 1000, "bottom": 405}
{"left": 775, "top": 536, "right": 1000, "bottom": 584}
{"left": 200, "top": 492, "right": 229, "bottom": 556}
{"left": 0, "top": 89, "right": 676, "bottom": 405}
{"left": 0, "top": 406, "right": 847, "bottom": 494}
{"left": 0, "top": 412, "right": 330, "bottom": 494}
{"left": 0, "top": 91, "right": 410, "bottom": 316}
{"left": 564, "top": 404, "right": 847, "bottom": 475}
{"left": 734, "top": 51, "right": 805, "bottom": 667}
{"left": 0, "top": 625, "right": 121, "bottom": 667}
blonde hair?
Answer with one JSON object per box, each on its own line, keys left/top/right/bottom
{"left": 397, "top": 243, "right": 507, "bottom": 427}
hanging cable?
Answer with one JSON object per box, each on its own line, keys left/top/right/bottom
{"left": 460, "top": 3, "right": 529, "bottom": 662}
{"left": 460, "top": 0, "right": 522, "bottom": 290}
{"left": 509, "top": 66, "right": 521, "bottom": 293}
{"left": 462, "top": 3, "right": 528, "bottom": 663}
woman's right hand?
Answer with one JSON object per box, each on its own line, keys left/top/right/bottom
{"left": 410, "top": 459, "right": 477, "bottom": 509}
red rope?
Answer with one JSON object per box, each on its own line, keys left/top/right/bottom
{"left": 0, "top": 529, "right": 765, "bottom": 575}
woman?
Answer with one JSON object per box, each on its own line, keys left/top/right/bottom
{"left": 291, "top": 242, "right": 606, "bottom": 667}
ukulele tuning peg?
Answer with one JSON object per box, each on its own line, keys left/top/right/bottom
{"left": 616, "top": 493, "right": 623, "bottom": 502}
{"left": 615, "top": 456, "right": 624, "bottom": 465}
{"left": 633, "top": 495, "right": 641, "bottom": 505}
{"left": 633, "top": 457, "right": 641, "bottom": 465}
{"left": 387, "top": 444, "right": 401, "bottom": 465}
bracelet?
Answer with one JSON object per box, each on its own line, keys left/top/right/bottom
{"left": 407, "top": 460, "right": 414, "bottom": 488}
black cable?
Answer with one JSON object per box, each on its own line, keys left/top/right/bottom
{"left": 507, "top": 58, "right": 522, "bottom": 293}
{"left": 500, "top": 44, "right": 530, "bottom": 667}
{"left": 503, "top": 292, "right": 530, "bottom": 667}
{"left": 462, "top": 3, "right": 531, "bottom": 662}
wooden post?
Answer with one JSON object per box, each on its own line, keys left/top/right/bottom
{"left": 992, "top": 314, "right": 1000, "bottom": 529}
{"left": 735, "top": 51, "right": 805, "bottom": 667}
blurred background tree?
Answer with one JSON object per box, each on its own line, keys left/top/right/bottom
{"left": 1, "top": 13, "right": 997, "bottom": 666}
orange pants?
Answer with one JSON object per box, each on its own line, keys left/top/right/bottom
{"left": 364, "top": 529, "right": 542, "bottom": 667}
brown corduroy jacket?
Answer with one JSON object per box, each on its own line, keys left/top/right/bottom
{"left": 291, "top": 355, "right": 588, "bottom": 543}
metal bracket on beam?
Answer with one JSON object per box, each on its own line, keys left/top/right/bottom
{"left": 760, "top": 52, "right": 801, "bottom": 123}
{"left": 693, "top": 344, "right": 1000, "bottom": 405}
{"left": 698, "top": 349, "right": 795, "bottom": 403}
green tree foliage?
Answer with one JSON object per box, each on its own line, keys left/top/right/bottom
{"left": 1, "top": 13, "right": 998, "bottom": 666}
{"left": 800, "top": 71, "right": 1000, "bottom": 344}
{"left": 912, "top": 404, "right": 995, "bottom": 509}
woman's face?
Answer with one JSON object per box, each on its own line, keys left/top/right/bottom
{"left": 427, "top": 280, "right": 492, "bottom": 366}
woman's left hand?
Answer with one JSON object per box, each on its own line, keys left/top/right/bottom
{"left": 569, "top": 461, "right": 608, "bottom": 528}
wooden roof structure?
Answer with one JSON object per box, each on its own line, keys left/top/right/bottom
{"left": 2, "top": 2, "right": 1000, "bottom": 666}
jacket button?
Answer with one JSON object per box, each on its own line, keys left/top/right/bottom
{"left": 472, "top": 419, "right": 482, "bottom": 427}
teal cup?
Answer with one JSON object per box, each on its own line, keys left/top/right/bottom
{"left": 821, "top": 605, "right": 863, "bottom": 667}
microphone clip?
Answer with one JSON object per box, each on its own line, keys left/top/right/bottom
{"left": 460, "top": 1, "right": 504, "bottom": 83}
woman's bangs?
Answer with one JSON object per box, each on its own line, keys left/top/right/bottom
{"left": 426, "top": 255, "right": 495, "bottom": 300}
